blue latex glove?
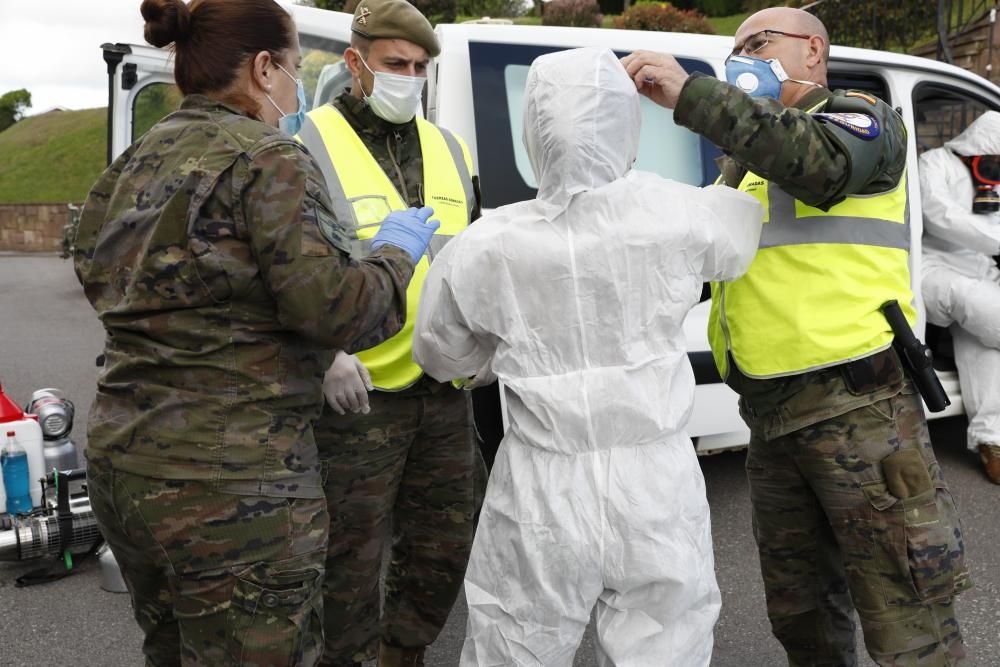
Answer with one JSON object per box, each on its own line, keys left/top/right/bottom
{"left": 369, "top": 206, "right": 441, "bottom": 263}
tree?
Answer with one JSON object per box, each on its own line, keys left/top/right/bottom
{"left": 806, "top": 0, "right": 938, "bottom": 52}
{"left": 305, "top": 0, "right": 351, "bottom": 9}
{"left": 746, "top": 0, "right": 940, "bottom": 53}
{"left": 300, "top": 0, "right": 455, "bottom": 25}
{"left": 457, "top": 0, "right": 528, "bottom": 19}
{"left": 0, "top": 89, "right": 32, "bottom": 133}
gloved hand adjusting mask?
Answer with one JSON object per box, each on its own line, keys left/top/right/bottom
{"left": 960, "top": 154, "right": 1000, "bottom": 214}
{"left": 725, "top": 55, "right": 818, "bottom": 100}
{"left": 357, "top": 53, "right": 426, "bottom": 124}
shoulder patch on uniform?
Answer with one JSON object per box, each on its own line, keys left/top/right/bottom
{"left": 315, "top": 207, "right": 352, "bottom": 254}
{"left": 813, "top": 112, "right": 881, "bottom": 140}
{"left": 845, "top": 91, "right": 877, "bottom": 106}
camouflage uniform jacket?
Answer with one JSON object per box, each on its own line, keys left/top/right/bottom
{"left": 674, "top": 75, "right": 909, "bottom": 428}
{"left": 74, "top": 95, "right": 415, "bottom": 497}
{"left": 675, "top": 74, "right": 906, "bottom": 209}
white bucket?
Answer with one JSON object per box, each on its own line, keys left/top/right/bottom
{"left": 99, "top": 544, "right": 129, "bottom": 594}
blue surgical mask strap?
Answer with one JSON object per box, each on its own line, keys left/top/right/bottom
{"left": 264, "top": 62, "right": 306, "bottom": 135}
{"left": 265, "top": 63, "right": 296, "bottom": 112}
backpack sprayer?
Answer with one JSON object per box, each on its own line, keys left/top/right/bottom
{"left": 0, "top": 468, "right": 103, "bottom": 584}
{"left": 0, "top": 385, "right": 106, "bottom": 587}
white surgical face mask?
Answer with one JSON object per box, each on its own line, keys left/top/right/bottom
{"left": 357, "top": 52, "right": 426, "bottom": 125}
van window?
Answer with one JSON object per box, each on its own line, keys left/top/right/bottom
{"left": 912, "top": 83, "right": 997, "bottom": 154}
{"left": 132, "top": 83, "right": 183, "bottom": 141}
{"left": 129, "top": 34, "right": 348, "bottom": 141}
{"left": 502, "top": 64, "right": 705, "bottom": 190}
{"left": 826, "top": 71, "right": 890, "bottom": 104}
{"left": 470, "top": 42, "right": 719, "bottom": 208}
{"left": 301, "top": 35, "right": 349, "bottom": 110}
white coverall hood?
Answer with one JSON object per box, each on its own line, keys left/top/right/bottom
{"left": 413, "top": 47, "right": 763, "bottom": 666}
{"left": 523, "top": 47, "right": 641, "bottom": 204}
{"left": 944, "top": 110, "right": 1000, "bottom": 156}
{"left": 921, "top": 110, "right": 1000, "bottom": 452}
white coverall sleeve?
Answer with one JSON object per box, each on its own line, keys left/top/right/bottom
{"left": 688, "top": 184, "right": 764, "bottom": 282}
{"left": 413, "top": 239, "right": 497, "bottom": 383}
{"left": 920, "top": 151, "right": 1000, "bottom": 255}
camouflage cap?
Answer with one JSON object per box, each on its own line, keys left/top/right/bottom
{"left": 351, "top": 0, "right": 440, "bottom": 58}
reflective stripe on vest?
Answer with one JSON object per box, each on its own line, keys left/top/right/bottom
{"left": 707, "top": 169, "right": 916, "bottom": 380}
{"left": 298, "top": 106, "right": 474, "bottom": 390}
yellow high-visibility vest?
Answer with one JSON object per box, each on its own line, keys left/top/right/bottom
{"left": 708, "top": 164, "right": 915, "bottom": 379}
{"left": 298, "top": 105, "right": 475, "bottom": 390}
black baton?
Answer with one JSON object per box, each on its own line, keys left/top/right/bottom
{"left": 880, "top": 300, "right": 951, "bottom": 413}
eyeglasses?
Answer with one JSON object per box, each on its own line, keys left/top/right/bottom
{"left": 727, "top": 29, "right": 812, "bottom": 64}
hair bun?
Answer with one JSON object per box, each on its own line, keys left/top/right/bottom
{"left": 141, "top": 0, "right": 192, "bottom": 48}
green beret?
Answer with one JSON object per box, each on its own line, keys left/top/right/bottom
{"left": 352, "top": 0, "right": 440, "bottom": 58}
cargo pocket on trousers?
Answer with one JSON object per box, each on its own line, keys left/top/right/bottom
{"left": 228, "top": 553, "right": 325, "bottom": 667}
{"left": 862, "top": 462, "right": 970, "bottom": 608}
{"left": 900, "top": 473, "right": 970, "bottom": 603}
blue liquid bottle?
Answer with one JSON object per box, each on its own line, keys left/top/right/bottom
{"left": 2, "top": 430, "right": 32, "bottom": 515}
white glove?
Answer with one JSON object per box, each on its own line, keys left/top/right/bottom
{"left": 323, "top": 352, "right": 373, "bottom": 415}
{"left": 463, "top": 359, "right": 497, "bottom": 390}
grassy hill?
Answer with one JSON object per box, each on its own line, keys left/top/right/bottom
{"left": 0, "top": 107, "right": 106, "bottom": 204}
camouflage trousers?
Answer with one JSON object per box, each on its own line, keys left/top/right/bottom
{"left": 314, "top": 378, "right": 478, "bottom": 665}
{"left": 86, "top": 461, "right": 329, "bottom": 667}
{"left": 737, "top": 353, "right": 972, "bottom": 667}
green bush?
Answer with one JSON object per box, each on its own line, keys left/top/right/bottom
{"left": 597, "top": 0, "right": 623, "bottom": 16}
{"left": 597, "top": 0, "right": 625, "bottom": 16}
{"left": 637, "top": 0, "right": 697, "bottom": 6}
{"left": 311, "top": 0, "right": 353, "bottom": 10}
{"left": 742, "top": 0, "right": 801, "bottom": 11}
{"left": 314, "top": 0, "right": 456, "bottom": 24}
{"left": 458, "top": 0, "right": 527, "bottom": 18}
{"left": 614, "top": 2, "right": 716, "bottom": 33}
{"left": 543, "top": 0, "right": 603, "bottom": 27}
{"left": 696, "top": 0, "right": 743, "bottom": 16}
{"left": 411, "top": 0, "right": 458, "bottom": 23}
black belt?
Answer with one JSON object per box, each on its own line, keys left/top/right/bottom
{"left": 837, "top": 346, "right": 904, "bottom": 395}
{"left": 727, "top": 346, "right": 904, "bottom": 415}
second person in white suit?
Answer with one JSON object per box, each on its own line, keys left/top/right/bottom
{"left": 920, "top": 110, "right": 1000, "bottom": 483}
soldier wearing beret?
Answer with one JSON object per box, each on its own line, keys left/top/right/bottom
{"left": 296, "top": 1, "right": 483, "bottom": 665}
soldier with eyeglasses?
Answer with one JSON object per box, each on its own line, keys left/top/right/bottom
{"left": 623, "top": 6, "right": 971, "bottom": 667}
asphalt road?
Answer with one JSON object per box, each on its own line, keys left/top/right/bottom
{"left": 0, "top": 254, "right": 997, "bottom": 667}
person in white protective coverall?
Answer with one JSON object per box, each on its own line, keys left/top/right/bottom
{"left": 411, "top": 47, "right": 765, "bottom": 666}
{"left": 920, "top": 110, "right": 1000, "bottom": 484}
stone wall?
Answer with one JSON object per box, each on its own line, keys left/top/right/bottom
{"left": 0, "top": 203, "right": 80, "bottom": 253}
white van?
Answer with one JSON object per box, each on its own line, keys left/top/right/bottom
{"left": 100, "top": 2, "right": 1000, "bottom": 453}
